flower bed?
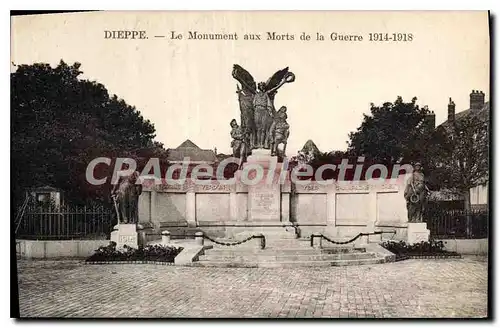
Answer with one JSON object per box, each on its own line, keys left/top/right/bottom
{"left": 86, "top": 242, "right": 183, "bottom": 263}
{"left": 381, "top": 240, "right": 461, "bottom": 261}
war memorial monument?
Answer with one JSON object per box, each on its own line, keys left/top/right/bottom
{"left": 109, "top": 65, "right": 431, "bottom": 266}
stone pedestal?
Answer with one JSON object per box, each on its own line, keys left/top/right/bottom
{"left": 243, "top": 149, "right": 282, "bottom": 222}
{"left": 407, "top": 222, "right": 430, "bottom": 245}
{"left": 111, "top": 224, "right": 139, "bottom": 249}
{"left": 231, "top": 149, "right": 295, "bottom": 239}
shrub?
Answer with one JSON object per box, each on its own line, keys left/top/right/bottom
{"left": 381, "top": 240, "right": 460, "bottom": 260}
{"left": 86, "top": 242, "right": 183, "bottom": 263}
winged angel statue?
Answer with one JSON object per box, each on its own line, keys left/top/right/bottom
{"left": 231, "top": 65, "right": 295, "bottom": 153}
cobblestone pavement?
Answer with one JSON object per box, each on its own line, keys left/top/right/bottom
{"left": 16, "top": 257, "right": 488, "bottom": 318}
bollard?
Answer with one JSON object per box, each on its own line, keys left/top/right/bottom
{"left": 368, "top": 231, "right": 382, "bottom": 243}
{"left": 312, "top": 233, "right": 323, "bottom": 249}
{"left": 161, "top": 230, "right": 171, "bottom": 245}
{"left": 354, "top": 234, "right": 368, "bottom": 247}
{"left": 195, "top": 231, "right": 204, "bottom": 246}
{"left": 257, "top": 234, "right": 266, "bottom": 249}
{"left": 136, "top": 224, "right": 146, "bottom": 247}
{"left": 361, "top": 234, "right": 368, "bottom": 245}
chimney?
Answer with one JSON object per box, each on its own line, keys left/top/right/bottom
{"left": 214, "top": 147, "right": 217, "bottom": 156}
{"left": 448, "top": 97, "right": 456, "bottom": 122}
{"left": 425, "top": 111, "right": 436, "bottom": 132}
{"left": 470, "top": 90, "right": 485, "bottom": 110}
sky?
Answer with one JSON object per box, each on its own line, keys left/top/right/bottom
{"left": 11, "top": 11, "right": 490, "bottom": 156}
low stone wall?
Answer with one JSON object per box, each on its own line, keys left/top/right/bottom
{"left": 17, "top": 239, "right": 109, "bottom": 259}
{"left": 438, "top": 238, "right": 488, "bottom": 255}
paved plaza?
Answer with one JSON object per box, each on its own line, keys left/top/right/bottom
{"left": 16, "top": 257, "right": 488, "bottom": 318}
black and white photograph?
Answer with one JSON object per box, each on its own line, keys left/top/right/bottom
{"left": 11, "top": 10, "right": 490, "bottom": 319}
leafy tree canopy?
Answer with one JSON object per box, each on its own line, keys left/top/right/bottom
{"left": 12, "top": 60, "right": 166, "bottom": 206}
{"left": 347, "top": 96, "right": 434, "bottom": 165}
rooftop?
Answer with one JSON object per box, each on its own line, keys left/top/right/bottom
{"left": 167, "top": 139, "right": 218, "bottom": 163}
{"left": 300, "top": 139, "right": 321, "bottom": 155}
{"left": 440, "top": 101, "right": 490, "bottom": 130}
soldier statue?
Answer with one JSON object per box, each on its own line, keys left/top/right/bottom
{"left": 111, "top": 170, "right": 143, "bottom": 224}
{"left": 404, "top": 162, "right": 429, "bottom": 223}
{"left": 230, "top": 119, "right": 248, "bottom": 166}
{"left": 269, "top": 106, "right": 290, "bottom": 156}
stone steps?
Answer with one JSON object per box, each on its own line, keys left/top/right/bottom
{"left": 194, "top": 236, "right": 393, "bottom": 267}
{"left": 193, "top": 257, "right": 387, "bottom": 268}
{"left": 206, "top": 246, "right": 367, "bottom": 254}
{"left": 204, "top": 247, "right": 319, "bottom": 255}
{"left": 199, "top": 252, "right": 377, "bottom": 262}
{"left": 321, "top": 247, "right": 368, "bottom": 254}
{"left": 209, "top": 240, "right": 312, "bottom": 249}
{"left": 264, "top": 239, "right": 312, "bottom": 247}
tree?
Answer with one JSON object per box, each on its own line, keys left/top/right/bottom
{"left": 429, "top": 115, "right": 489, "bottom": 213}
{"left": 307, "top": 151, "right": 350, "bottom": 180}
{"left": 347, "top": 96, "right": 433, "bottom": 165}
{"left": 11, "top": 60, "right": 166, "bottom": 208}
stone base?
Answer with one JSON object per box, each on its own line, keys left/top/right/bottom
{"left": 111, "top": 224, "right": 139, "bottom": 250}
{"left": 232, "top": 226, "right": 298, "bottom": 240}
{"left": 407, "top": 222, "right": 430, "bottom": 245}
{"left": 242, "top": 149, "right": 284, "bottom": 222}
{"left": 375, "top": 221, "right": 409, "bottom": 241}
{"left": 250, "top": 148, "right": 272, "bottom": 156}
{"left": 245, "top": 148, "right": 277, "bottom": 170}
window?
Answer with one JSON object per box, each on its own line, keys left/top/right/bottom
{"left": 36, "top": 193, "right": 51, "bottom": 204}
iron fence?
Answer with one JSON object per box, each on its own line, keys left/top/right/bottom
{"left": 15, "top": 204, "right": 113, "bottom": 240}
{"left": 424, "top": 208, "right": 489, "bottom": 239}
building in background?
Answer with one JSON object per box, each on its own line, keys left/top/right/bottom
{"left": 166, "top": 140, "right": 219, "bottom": 179}
{"left": 297, "top": 139, "right": 321, "bottom": 164}
{"left": 166, "top": 139, "right": 218, "bottom": 164}
{"left": 27, "top": 185, "right": 64, "bottom": 207}
{"left": 435, "top": 90, "right": 490, "bottom": 209}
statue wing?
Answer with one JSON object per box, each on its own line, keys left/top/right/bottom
{"left": 232, "top": 64, "right": 256, "bottom": 94}
{"left": 264, "top": 67, "right": 290, "bottom": 92}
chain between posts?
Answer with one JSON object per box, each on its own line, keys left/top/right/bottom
{"left": 310, "top": 231, "right": 385, "bottom": 247}
{"left": 203, "top": 233, "right": 266, "bottom": 249}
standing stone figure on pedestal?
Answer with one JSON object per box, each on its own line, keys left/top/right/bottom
{"left": 269, "top": 106, "right": 290, "bottom": 156}
{"left": 111, "top": 171, "right": 143, "bottom": 224}
{"left": 230, "top": 119, "right": 248, "bottom": 167}
{"left": 404, "top": 162, "right": 429, "bottom": 223}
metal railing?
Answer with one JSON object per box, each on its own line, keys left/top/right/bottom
{"left": 15, "top": 204, "right": 113, "bottom": 240}
{"left": 424, "top": 208, "right": 489, "bottom": 239}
